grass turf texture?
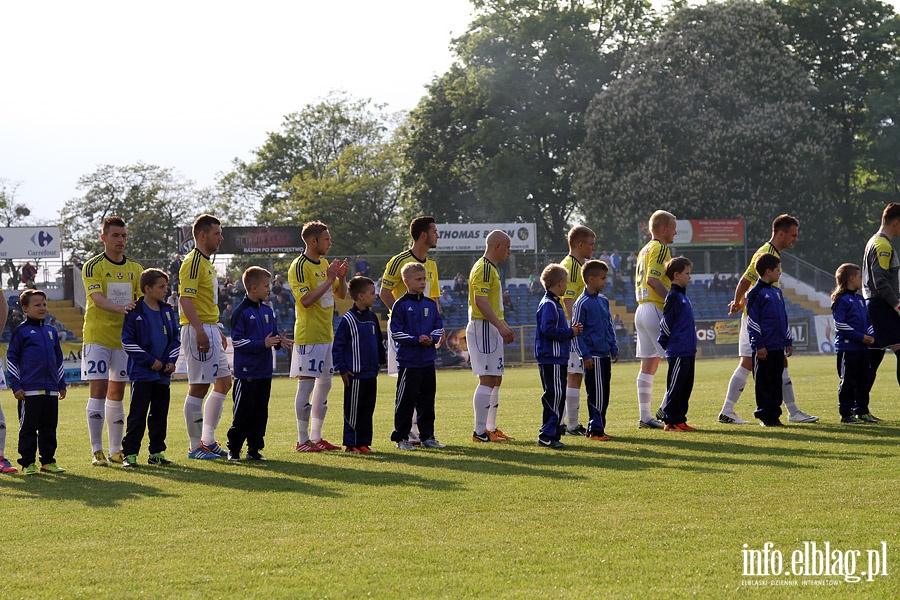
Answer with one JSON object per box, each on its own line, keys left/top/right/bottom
{"left": 1, "top": 355, "right": 897, "bottom": 598}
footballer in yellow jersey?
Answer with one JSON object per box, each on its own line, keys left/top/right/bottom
{"left": 468, "top": 257, "right": 503, "bottom": 321}
{"left": 559, "top": 254, "right": 585, "bottom": 320}
{"left": 289, "top": 254, "right": 342, "bottom": 346}
{"left": 178, "top": 248, "right": 219, "bottom": 326}
{"left": 635, "top": 239, "right": 672, "bottom": 310}
{"left": 381, "top": 250, "right": 440, "bottom": 310}
{"left": 82, "top": 253, "right": 143, "bottom": 349}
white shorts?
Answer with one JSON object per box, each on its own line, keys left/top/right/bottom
{"left": 181, "top": 324, "right": 232, "bottom": 384}
{"left": 567, "top": 346, "right": 584, "bottom": 374}
{"left": 386, "top": 317, "right": 399, "bottom": 377}
{"left": 738, "top": 314, "right": 752, "bottom": 358}
{"left": 466, "top": 319, "right": 505, "bottom": 376}
{"left": 634, "top": 302, "right": 664, "bottom": 359}
{"left": 290, "top": 342, "right": 334, "bottom": 379}
{"left": 81, "top": 344, "right": 130, "bottom": 382}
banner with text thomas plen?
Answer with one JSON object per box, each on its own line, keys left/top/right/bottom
{"left": 436, "top": 223, "right": 536, "bottom": 252}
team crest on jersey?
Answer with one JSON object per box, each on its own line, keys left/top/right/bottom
{"left": 424, "top": 307, "right": 429, "bottom": 317}
{"left": 265, "top": 314, "right": 269, "bottom": 323}
{"left": 116, "top": 272, "right": 123, "bottom": 279}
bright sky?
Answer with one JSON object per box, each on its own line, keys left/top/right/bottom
{"left": 2, "top": 0, "right": 897, "bottom": 224}
{"left": 1, "top": 0, "right": 476, "bottom": 222}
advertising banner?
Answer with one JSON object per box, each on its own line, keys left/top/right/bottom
{"left": 0, "top": 227, "right": 62, "bottom": 259}
{"left": 672, "top": 220, "right": 745, "bottom": 247}
{"left": 177, "top": 226, "right": 304, "bottom": 255}
{"left": 436, "top": 223, "right": 536, "bottom": 251}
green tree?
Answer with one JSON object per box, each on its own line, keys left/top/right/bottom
{"left": 0, "top": 178, "right": 34, "bottom": 287}
{"left": 574, "top": 0, "right": 836, "bottom": 254}
{"left": 60, "top": 164, "right": 204, "bottom": 265}
{"left": 400, "top": 0, "right": 659, "bottom": 252}
{"left": 767, "top": 0, "right": 900, "bottom": 244}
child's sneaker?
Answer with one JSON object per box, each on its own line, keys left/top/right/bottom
{"left": 396, "top": 440, "right": 415, "bottom": 450}
{"left": 0, "top": 456, "right": 18, "bottom": 474}
{"left": 538, "top": 437, "right": 564, "bottom": 449}
{"left": 108, "top": 452, "right": 125, "bottom": 465}
{"left": 188, "top": 446, "right": 222, "bottom": 460}
{"left": 246, "top": 450, "right": 266, "bottom": 461}
{"left": 856, "top": 413, "right": 879, "bottom": 423}
{"left": 91, "top": 450, "right": 109, "bottom": 466}
{"left": 312, "top": 439, "right": 340, "bottom": 451}
{"left": 295, "top": 441, "right": 324, "bottom": 453}
{"left": 587, "top": 433, "right": 612, "bottom": 441}
{"left": 841, "top": 416, "right": 865, "bottom": 424}
{"left": 23, "top": 463, "right": 38, "bottom": 476}
{"left": 422, "top": 437, "right": 445, "bottom": 449}
{"left": 147, "top": 453, "right": 173, "bottom": 465}
{"left": 122, "top": 454, "right": 139, "bottom": 468}
{"left": 357, "top": 446, "right": 373, "bottom": 454}
{"left": 40, "top": 463, "right": 66, "bottom": 473}
{"left": 200, "top": 442, "right": 229, "bottom": 457}
{"left": 227, "top": 452, "right": 242, "bottom": 462}
{"left": 760, "top": 419, "right": 784, "bottom": 427}
{"left": 345, "top": 446, "right": 362, "bottom": 453}
{"left": 665, "top": 423, "right": 697, "bottom": 432}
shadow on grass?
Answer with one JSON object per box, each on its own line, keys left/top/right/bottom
{"left": 0, "top": 472, "right": 176, "bottom": 507}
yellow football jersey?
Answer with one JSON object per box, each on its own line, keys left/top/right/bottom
{"left": 468, "top": 257, "right": 503, "bottom": 321}
{"left": 742, "top": 242, "right": 781, "bottom": 287}
{"left": 289, "top": 254, "right": 341, "bottom": 345}
{"left": 635, "top": 239, "right": 671, "bottom": 309}
{"left": 559, "top": 254, "right": 585, "bottom": 319}
{"left": 82, "top": 253, "right": 143, "bottom": 348}
{"left": 381, "top": 250, "right": 440, "bottom": 314}
{"left": 179, "top": 249, "right": 220, "bottom": 326}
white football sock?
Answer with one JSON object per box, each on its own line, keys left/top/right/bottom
{"left": 565, "top": 387, "right": 581, "bottom": 428}
{"left": 486, "top": 386, "right": 500, "bottom": 431}
{"left": 184, "top": 395, "right": 204, "bottom": 451}
{"left": 722, "top": 365, "right": 751, "bottom": 414}
{"left": 105, "top": 400, "right": 125, "bottom": 454}
{"left": 637, "top": 372, "right": 654, "bottom": 421}
{"left": 410, "top": 410, "right": 420, "bottom": 439}
{"left": 295, "top": 379, "right": 316, "bottom": 443}
{"left": 781, "top": 369, "right": 798, "bottom": 415}
{"left": 472, "top": 385, "right": 492, "bottom": 435}
{"left": 200, "top": 391, "right": 227, "bottom": 446}
{"left": 86, "top": 397, "right": 106, "bottom": 452}
{"left": 310, "top": 377, "right": 332, "bottom": 440}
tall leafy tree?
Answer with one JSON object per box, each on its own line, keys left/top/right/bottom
{"left": 60, "top": 163, "right": 203, "bottom": 265}
{"left": 575, "top": 0, "right": 836, "bottom": 255}
{"left": 0, "top": 178, "right": 34, "bottom": 287}
{"left": 401, "top": 0, "right": 658, "bottom": 252}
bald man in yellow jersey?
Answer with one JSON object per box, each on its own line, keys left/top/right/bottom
{"left": 82, "top": 216, "right": 143, "bottom": 465}
{"left": 634, "top": 211, "right": 675, "bottom": 429}
{"left": 469, "top": 230, "right": 517, "bottom": 442}
{"left": 719, "top": 214, "right": 818, "bottom": 424}
{"left": 289, "top": 221, "right": 348, "bottom": 452}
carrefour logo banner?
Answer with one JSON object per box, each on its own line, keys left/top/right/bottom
{"left": 436, "top": 223, "right": 536, "bottom": 251}
{"left": 0, "top": 227, "right": 61, "bottom": 259}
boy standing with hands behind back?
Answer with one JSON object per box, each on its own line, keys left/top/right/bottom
{"left": 747, "top": 253, "right": 793, "bottom": 427}
{"left": 657, "top": 257, "right": 698, "bottom": 431}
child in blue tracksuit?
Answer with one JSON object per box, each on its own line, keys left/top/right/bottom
{"left": 657, "top": 257, "right": 698, "bottom": 431}
{"left": 747, "top": 253, "right": 793, "bottom": 426}
{"left": 573, "top": 260, "right": 618, "bottom": 440}
{"left": 227, "top": 267, "right": 292, "bottom": 461}
{"left": 389, "top": 263, "right": 444, "bottom": 449}
{"left": 7, "top": 289, "right": 67, "bottom": 474}
{"left": 831, "top": 263, "right": 876, "bottom": 423}
{"left": 121, "top": 269, "right": 181, "bottom": 467}
{"left": 535, "top": 264, "right": 582, "bottom": 448}
{"left": 333, "top": 276, "right": 386, "bottom": 452}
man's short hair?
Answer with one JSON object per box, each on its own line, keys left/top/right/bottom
{"left": 755, "top": 252, "right": 781, "bottom": 275}
{"left": 19, "top": 288, "right": 46, "bottom": 307}
{"left": 102, "top": 216, "right": 126, "bottom": 235}
{"left": 581, "top": 259, "right": 609, "bottom": 280}
{"left": 772, "top": 214, "right": 800, "bottom": 234}
{"left": 401, "top": 262, "right": 426, "bottom": 280}
{"left": 567, "top": 225, "right": 595, "bottom": 250}
{"left": 139, "top": 268, "right": 169, "bottom": 293}
{"left": 665, "top": 256, "right": 692, "bottom": 280}
{"left": 649, "top": 210, "right": 676, "bottom": 234}
{"left": 193, "top": 214, "right": 221, "bottom": 238}
{"left": 882, "top": 203, "right": 900, "bottom": 226}
{"left": 410, "top": 216, "right": 436, "bottom": 242}
{"left": 242, "top": 266, "right": 271, "bottom": 290}
{"left": 348, "top": 276, "right": 375, "bottom": 299}
{"left": 540, "top": 264, "right": 567, "bottom": 290}
{"left": 301, "top": 220, "right": 329, "bottom": 242}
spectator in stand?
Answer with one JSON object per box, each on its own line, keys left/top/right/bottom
{"left": 610, "top": 250, "right": 622, "bottom": 274}
{"left": 502, "top": 289, "right": 516, "bottom": 317}
{"left": 49, "top": 317, "right": 67, "bottom": 342}
{"left": 354, "top": 255, "right": 370, "bottom": 277}
{"left": 8, "top": 307, "right": 24, "bottom": 332}
{"left": 598, "top": 250, "right": 611, "bottom": 268}
{"left": 21, "top": 262, "right": 37, "bottom": 289}
{"left": 439, "top": 286, "right": 455, "bottom": 314}
{"left": 221, "top": 302, "right": 234, "bottom": 324}
{"left": 626, "top": 251, "right": 637, "bottom": 275}
{"left": 168, "top": 254, "right": 182, "bottom": 291}
{"left": 454, "top": 272, "right": 468, "bottom": 298}
{"left": 272, "top": 274, "right": 285, "bottom": 297}
{"left": 529, "top": 268, "right": 543, "bottom": 296}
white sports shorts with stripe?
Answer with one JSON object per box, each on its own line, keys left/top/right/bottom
{"left": 466, "top": 319, "right": 505, "bottom": 376}
{"left": 81, "top": 344, "right": 130, "bottom": 382}
{"left": 181, "top": 324, "right": 232, "bottom": 384}
{"left": 634, "top": 302, "right": 664, "bottom": 359}
{"left": 289, "top": 342, "right": 334, "bottom": 379}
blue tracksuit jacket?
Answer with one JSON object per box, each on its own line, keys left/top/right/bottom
{"left": 333, "top": 305, "right": 386, "bottom": 378}
{"left": 231, "top": 295, "right": 281, "bottom": 379}
{"left": 534, "top": 291, "right": 575, "bottom": 365}
{"left": 747, "top": 280, "right": 793, "bottom": 351}
{"left": 832, "top": 291, "right": 874, "bottom": 352}
{"left": 658, "top": 284, "right": 697, "bottom": 357}
{"left": 390, "top": 293, "right": 443, "bottom": 368}
{"left": 573, "top": 290, "right": 618, "bottom": 358}
{"left": 122, "top": 297, "right": 181, "bottom": 382}
{"left": 7, "top": 317, "right": 66, "bottom": 394}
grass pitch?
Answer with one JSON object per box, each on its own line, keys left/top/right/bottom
{"left": 1, "top": 355, "right": 897, "bottom": 598}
